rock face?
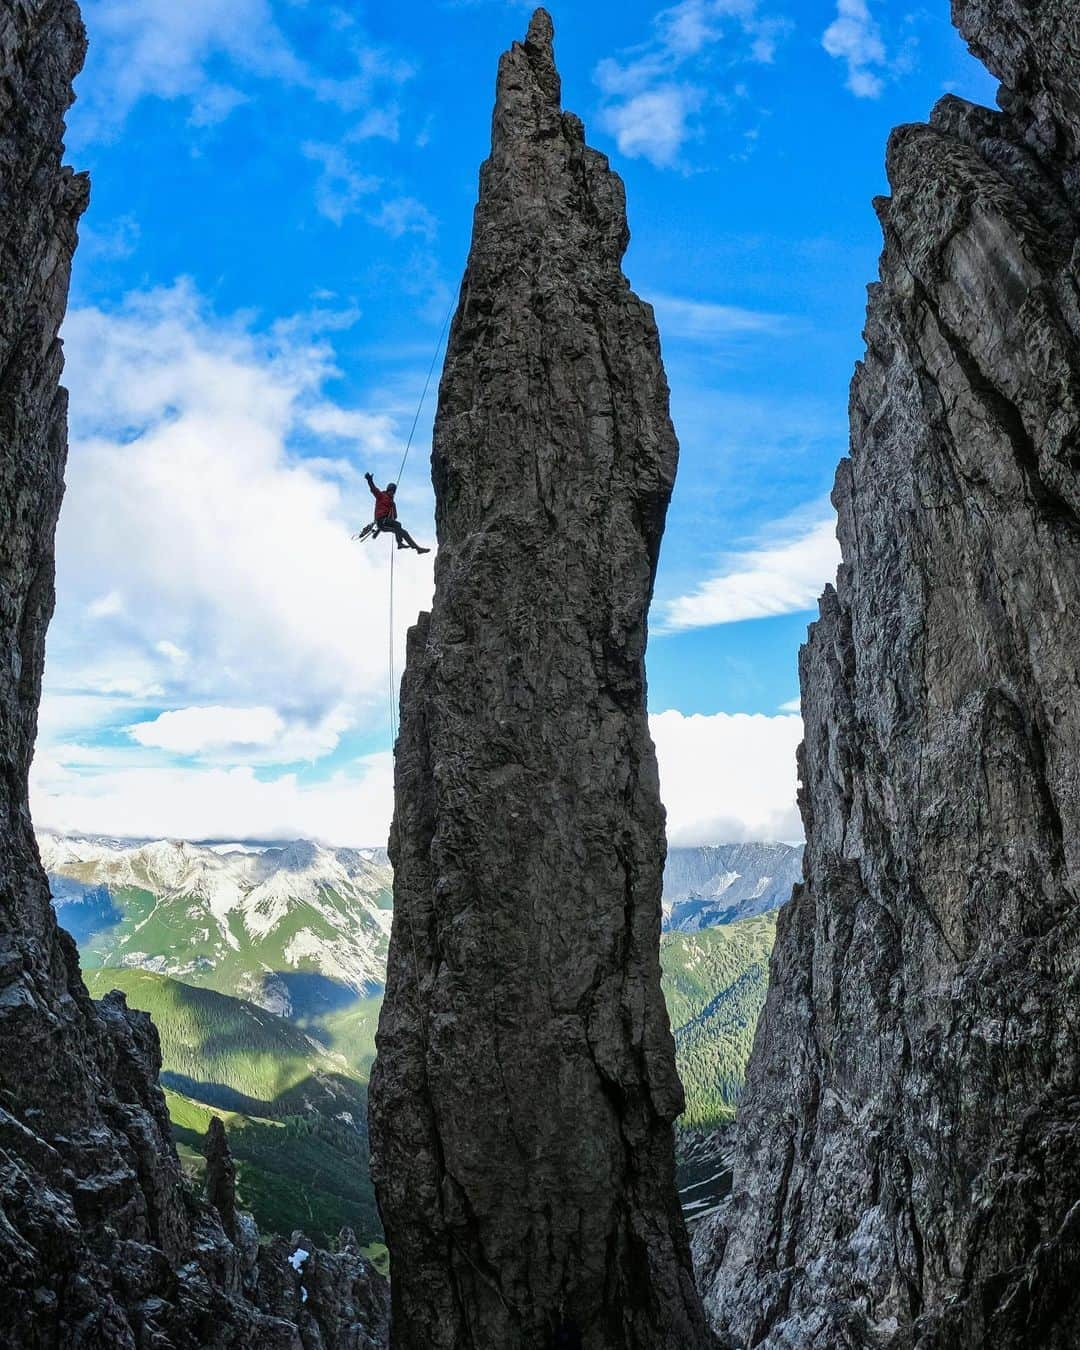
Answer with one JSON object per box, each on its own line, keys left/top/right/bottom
{"left": 205, "top": 1116, "right": 238, "bottom": 1239}
{"left": 696, "top": 3, "right": 1080, "bottom": 1346}
{"left": 0, "top": 5, "right": 387, "bottom": 1345}
{"left": 369, "top": 11, "right": 711, "bottom": 1349}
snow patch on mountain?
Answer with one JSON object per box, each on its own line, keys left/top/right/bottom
{"left": 42, "top": 832, "right": 394, "bottom": 1012}
{"left": 662, "top": 844, "right": 803, "bottom": 931}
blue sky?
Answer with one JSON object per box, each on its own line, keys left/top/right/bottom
{"left": 31, "top": 0, "right": 997, "bottom": 846}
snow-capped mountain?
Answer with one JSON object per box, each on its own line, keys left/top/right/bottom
{"left": 42, "top": 833, "right": 393, "bottom": 1017}
{"left": 662, "top": 843, "right": 804, "bottom": 931}
{"left": 43, "top": 834, "right": 801, "bottom": 1015}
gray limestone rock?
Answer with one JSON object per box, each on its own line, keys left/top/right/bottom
{"left": 696, "top": 3, "right": 1080, "bottom": 1347}
{"left": 204, "top": 1116, "right": 238, "bottom": 1240}
{"left": 0, "top": 4, "right": 387, "bottom": 1345}
{"left": 369, "top": 10, "right": 712, "bottom": 1349}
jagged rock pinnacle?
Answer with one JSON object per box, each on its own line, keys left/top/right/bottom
{"left": 492, "top": 6, "right": 562, "bottom": 145}
{"left": 369, "top": 12, "right": 713, "bottom": 1350}
{"left": 695, "top": 3, "right": 1080, "bottom": 1346}
{"left": 527, "top": 6, "right": 554, "bottom": 48}
{"left": 205, "top": 1115, "right": 238, "bottom": 1238}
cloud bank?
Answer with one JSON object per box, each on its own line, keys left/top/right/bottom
{"left": 651, "top": 709, "right": 803, "bottom": 845}
{"left": 32, "top": 281, "right": 436, "bottom": 843}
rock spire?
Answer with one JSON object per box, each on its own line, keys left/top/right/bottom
{"left": 369, "top": 10, "right": 712, "bottom": 1349}
{"left": 695, "top": 2, "right": 1080, "bottom": 1346}
{"left": 0, "top": 4, "right": 387, "bottom": 1344}
{"left": 205, "top": 1115, "right": 239, "bottom": 1238}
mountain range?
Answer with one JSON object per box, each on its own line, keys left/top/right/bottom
{"left": 44, "top": 831, "right": 795, "bottom": 1246}
{"left": 661, "top": 842, "right": 802, "bottom": 930}
{"left": 42, "top": 833, "right": 392, "bottom": 1015}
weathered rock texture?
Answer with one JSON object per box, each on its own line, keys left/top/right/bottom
{"left": 695, "top": 2, "right": 1080, "bottom": 1347}
{"left": 369, "top": 11, "right": 711, "bottom": 1349}
{"left": 0, "top": 5, "right": 387, "bottom": 1345}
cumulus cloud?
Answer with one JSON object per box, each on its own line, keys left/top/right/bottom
{"left": 129, "top": 703, "right": 355, "bottom": 762}
{"left": 31, "top": 707, "right": 804, "bottom": 850}
{"left": 660, "top": 513, "right": 840, "bottom": 631}
{"left": 596, "top": 0, "right": 788, "bottom": 167}
{"left": 822, "top": 0, "right": 888, "bottom": 98}
{"left": 600, "top": 85, "right": 705, "bottom": 170}
{"left": 651, "top": 709, "right": 803, "bottom": 845}
{"left": 130, "top": 706, "right": 286, "bottom": 752}
{"left": 46, "top": 281, "right": 434, "bottom": 782}
{"left": 304, "top": 405, "right": 399, "bottom": 450}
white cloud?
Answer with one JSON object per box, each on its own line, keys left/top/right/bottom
{"left": 156, "top": 641, "right": 189, "bottom": 666}
{"left": 351, "top": 106, "right": 402, "bottom": 143}
{"left": 302, "top": 141, "right": 383, "bottom": 225}
{"left": 78, "top": 214, "right": 141, "bottom": 262}
{"left": 129, "top": 705, "right": 285, "bottom": 752}
{"left": 778, "top": 697, "right": 802, "bottom": 713}
{"left": 127, "top": 703, "right": 354, "bottom": 762}
{"left": 302, "top": 146, "right": 438, "bottom": 235}
{"left": 31, "top": 706, "right": 802, "bottom": 850}
{"left": 596, "top": 0, "right": 788, "bottom": 167}
{"left": 600, "top": 85, "right": 704, "bottom": 169}
{"left": 88, "top": 590, "right": 125, "bottom": 619}
{"left": 77, "top": 0, "right": 412, "bottom": 134}
{"left": 31, "top": 753, "right": 396, "bottom": 848}
{"left": 370, "top": 197, "right": 439, "bottom": 240}
{"left": 79, "top": 0, "right": 299, "bottom": 131}
{"left": 651, "top": 709, "right": 803, "bottom": 845}
{"left": 44, "top": 281, "right": 434, "bottom": 789}
{"left": 660, "top": 514, "right": 839, "bottom": 631}
{"left": 305, "top": 405, "right": 399, "bottom": 452}
{"left": 822, "top": 0, "right": 887, "bottom": 98}
{"left": 650, "top": 292, "right": 790, "bottom": 340}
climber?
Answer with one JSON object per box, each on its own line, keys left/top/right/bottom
{"left": 362, "top": 472, "right": 431, "bottom": 554}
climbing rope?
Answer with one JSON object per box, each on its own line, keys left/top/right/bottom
{"left": 385, "top": 299, "right": 455, "bottom": 746}
{"left": 389, "top": 545, "right": 397, "bottom": 742}
{"left": 394, "top": 301, "right": 455, "bottom": 488}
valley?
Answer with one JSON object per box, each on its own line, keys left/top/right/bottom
{"left": 46, "top": 832, "right": 795, "bottom": 1247}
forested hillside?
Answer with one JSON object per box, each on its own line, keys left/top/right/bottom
{"left": 662, "top": 914, "right": 776, "bottom": 1130}
{"left": 83, "top": 968, "right": 381, "bottom": 1250}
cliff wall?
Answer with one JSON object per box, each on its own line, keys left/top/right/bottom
{"left": 0, "top": 5, "right": 386, "bottom": 1344}
{"left": 696, "top": 3, "right": 1080, "bottom": 1346}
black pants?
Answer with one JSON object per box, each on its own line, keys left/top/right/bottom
{"left": 378, "top": 519, "right": 421, "bottom": 550}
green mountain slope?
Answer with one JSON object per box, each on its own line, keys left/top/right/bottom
{"left": 84, "top": 967, "right": 364, "bottom": 1117}
{"left": 165, "top": 1090, "right": 380, "bottom": 1251}
{"left": 68, "top": 841, "right": 780, "bottom": 1242}
{"left": 661, "top": 912, "right": 777, "bottom": 1131}
{"left": 46, "top": 837, "right": 392, "bottom": 1020}
{"left": 84, "top": 969, "right": 379, "bottom": 1245}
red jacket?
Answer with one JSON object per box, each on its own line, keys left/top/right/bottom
{"left": 367, "top": 476, "right": 397, "bottom": 522}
